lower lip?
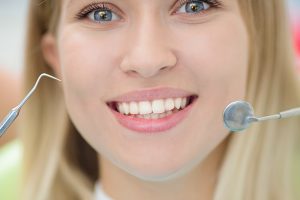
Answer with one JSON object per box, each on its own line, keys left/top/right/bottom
{"left": 108, "top": 98, "right": 197, "bottom": 134}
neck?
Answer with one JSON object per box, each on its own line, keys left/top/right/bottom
{"left": 98, "top": 138, "right": 228, "bottom": 200}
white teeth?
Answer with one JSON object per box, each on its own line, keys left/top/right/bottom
{"left": 117, "top": 103, "right": 124, "bottom": 114}
{"left": 165, "top": 98, "right": 175, "bottom": 111}
{"left": 151, "top": 113, "right": 160, "bottom": 119}
{"left": 143, "top": 114, "right": 151, "bottom": 119}
{"left": 116, "top": 97, "right": 190, "bottom": 115}
{"left": 174, "top": 98, "right": 181, "bottom": 109}
{"left": 134, "top": 110, "right": 174, "bottom": 119}
{"left": 152, "top": 99, "right": 166, "bottom": 114}
{"left": 181, "top": 98, "right": 187, "bottom": 109}
{"left": 159, "top": 113, "right": 166, "bottom": 118}
{"left": 122, "top": 102, "right": 130, "bottom": 115}
{"left": 129, "top": 102, "right": 139, "bottom": 114}
{"left": 138, "top": 101, "right": 152, "bottom": 114}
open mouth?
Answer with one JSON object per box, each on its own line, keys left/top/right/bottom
{"left": 106, "top": 95, "right": 198, "bottom": 120}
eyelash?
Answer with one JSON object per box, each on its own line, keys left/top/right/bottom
{"left": 75, "top": 0, "right": 222, "bottom": 21}
{"left": 76, "top": 2, "right": 121, "bottom": 19}
{"left": 173, "top": 0, "right": 222, "bottom": 14}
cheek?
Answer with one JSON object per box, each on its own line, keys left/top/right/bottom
{"left": 57, "top": 28, "right": 123, "bottom": 127}
{"left": 57, "top": 28, "right": 124, "bottom": 97}
{"left": 56, "top": 27, "right": 137, "bottom": 156}
{"left": 56, "top": 29, "right": 118, "bottom": 143}
{"left": 170, "top": 14, "right": 249, "bottom": 155}
{"left": 177, "top": 15, "right": 249, "bottom": 101}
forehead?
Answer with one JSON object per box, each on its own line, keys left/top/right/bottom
{"left": 64, "top": 0, "right": 208, "bottom": 8}
{"left": 66, "top": 0, "right": 145, "bottom": 6}
{"left": 63, "top": 0, "right": 186, "bottom": 15}
{"left": 64, "top": 0, "right": 238, "bottom": 10}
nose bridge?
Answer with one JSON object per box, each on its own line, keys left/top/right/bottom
{"left": 120, "top": 13, "right": 177, "bottom": 78}
{"left": 135, "top": 12, "right": 165, "bottom": 50}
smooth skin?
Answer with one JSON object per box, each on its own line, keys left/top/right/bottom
{"left": 42, "top": 0, "right": 249, "bottom": 199}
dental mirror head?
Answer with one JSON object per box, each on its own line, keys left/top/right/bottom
{"left": 223, "top": 101, "right": 255, "bottom": 132}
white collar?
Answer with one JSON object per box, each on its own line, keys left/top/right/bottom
{"left": 94, "top": 181, "right": 113, "bottom": 200}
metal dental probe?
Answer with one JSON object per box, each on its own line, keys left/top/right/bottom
{"left": 0, "top": 73, "right": 61, "bottom": 137}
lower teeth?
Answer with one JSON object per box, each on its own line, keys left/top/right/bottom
{"left": 128, "top": 109, "right": 179, "bottom": 119}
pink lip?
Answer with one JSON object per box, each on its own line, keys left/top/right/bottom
{"left": 106, "top": 87, "right": 197, "bottom": 102}
{"left": 108, "top": 97, "right": 198, "bottom": 133}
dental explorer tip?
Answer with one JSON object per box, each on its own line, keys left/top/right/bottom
{"left": 40, "top": 73, "right": 62, "bottom": 82}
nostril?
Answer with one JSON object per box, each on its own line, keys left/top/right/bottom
{"left": 160, "top": 66, "right": 168, "bottom": 71}
{"left": 126, "top": 70, "right": 139, "bottom": 78}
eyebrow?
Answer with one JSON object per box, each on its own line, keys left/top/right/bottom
{"left": 67, "top": 0, "right": 101, "bottom": 8}
{"left": 67, "top": 0, "right": 87, "bottom": 8}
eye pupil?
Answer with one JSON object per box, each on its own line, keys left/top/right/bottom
{"left": 99, "top": 11, "right": 106, "bottom": 19}
{"left": 190, "top": 4, "right": 198, "bottom": 12}
{"left": 94, "top": 10, "right": 112, "bottom": 21}
{"left": 186, "top": 1, "right": 204, "bottom": 13}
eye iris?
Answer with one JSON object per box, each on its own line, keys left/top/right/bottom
{"left": 185, "top": 1, "right": 204, "bottom": 13}
{"left": 94, "top": 9, "right": 112, "bottom": 21}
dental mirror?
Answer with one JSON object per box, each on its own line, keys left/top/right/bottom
{"left": 0, "top": 73, "right": 61, "bottom": 137}
{"left": 223, "top": 100, "right": 300, "bottom": 132}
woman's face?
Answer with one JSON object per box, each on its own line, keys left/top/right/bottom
{"left": 46, "top": 0, "right": 248, "bottom": 180}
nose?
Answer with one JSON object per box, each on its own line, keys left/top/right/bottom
{"left": 119, "top": 19, "right": 177, "bottom": 78}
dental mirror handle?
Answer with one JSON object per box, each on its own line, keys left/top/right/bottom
{"left": 251, "top": 107, "right": 300, "bottom": 122}
{"left": 279, "top": 107, "right": 300, "bottom": 118}
{"left": 0, "top": 108, "right": 20, "bottom": 137}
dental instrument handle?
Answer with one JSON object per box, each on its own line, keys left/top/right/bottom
{"left": 249, "top": 107, "right": 300, "bottom": 123}
{"left": 249, "top": 114, "right": 281, "bottom": 122}
{"left": 0, "top": 108, "right": 20, "bottom": 137}
{"left": 279, "top": 107, "right": 300, "bottom": 118}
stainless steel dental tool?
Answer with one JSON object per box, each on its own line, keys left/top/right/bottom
{"left": 0, "top": 73, "right": 61, "bottom": 137}
{"left": 223, "top": 101, "right": 300, "bottom": 132}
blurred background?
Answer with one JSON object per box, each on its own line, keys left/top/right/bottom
{"left": 0, "top": 1, "right": 28, "bottom": 200}
{"left": 290, "top": 0, "right": 300, "bottom": 66}
{"left": 0, "top": 0, "right": 299, "bottom": 200}
{"left": 0, "top": 1, "right": 29, "bottom": 73}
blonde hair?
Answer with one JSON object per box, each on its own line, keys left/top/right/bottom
{"left": 21, "top": 0, "right": 300, "bottom": 199}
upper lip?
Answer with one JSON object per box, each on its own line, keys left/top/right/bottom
{"left": 106, "top": 87, "right": 198, "bottom": 103}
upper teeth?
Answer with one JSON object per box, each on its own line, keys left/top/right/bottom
{"left": 116, "top": 97, "right": 189, "bottom": 115}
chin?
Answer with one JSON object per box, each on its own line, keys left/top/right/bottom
{"left": 113, "top": 154, "right": 203, "bottom": 182}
